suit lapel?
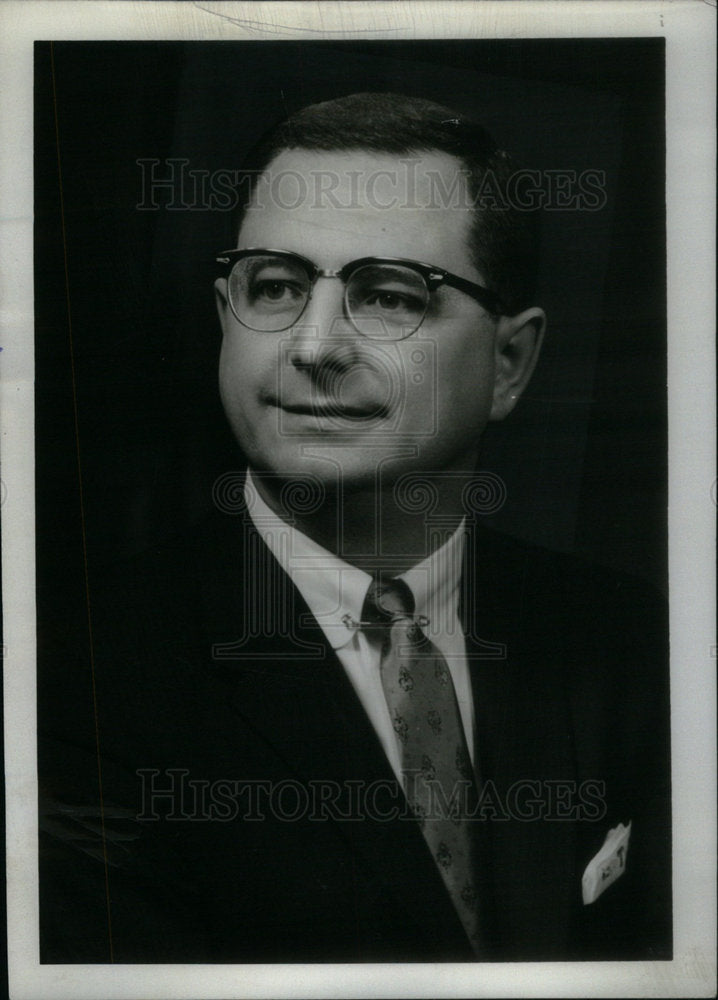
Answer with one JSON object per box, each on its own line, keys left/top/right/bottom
{"left": 461, "top": 520, "right": 579, "bottom": 958}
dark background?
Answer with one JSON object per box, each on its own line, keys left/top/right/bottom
{"left": 34, "top": 40, "right": 667, "bottom": 618}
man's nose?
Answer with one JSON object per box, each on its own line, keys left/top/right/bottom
{"left": 287, "top": 276, "right": 359, "bottom": 373}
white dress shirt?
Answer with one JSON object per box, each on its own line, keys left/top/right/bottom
{"left": 244, "top": 469, "right": 475, "bottom": 781}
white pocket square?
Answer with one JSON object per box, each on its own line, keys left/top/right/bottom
{"left": 581, "top": 821, "right": 632, "bottom": 905}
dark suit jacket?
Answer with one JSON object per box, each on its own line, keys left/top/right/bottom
{"left": 38, "top": 503, "right": 671, "bottom": 963}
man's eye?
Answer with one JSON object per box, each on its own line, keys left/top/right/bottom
{"left": 369, "top": 291, "right": 403, "bottom": 311}
{"left": 252, "top": 280, "right": 303, "bottom": 304}
{"left": 362, "top": 289, "right": 423, "bottom": 313}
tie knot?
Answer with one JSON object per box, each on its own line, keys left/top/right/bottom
{"left": 362, "top": 576, "right": 416, "bottom": 626}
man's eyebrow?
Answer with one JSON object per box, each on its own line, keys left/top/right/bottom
{"left": 350, "top": 264, "right": 421, "bottom": 281}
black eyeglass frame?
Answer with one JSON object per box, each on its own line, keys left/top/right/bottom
{"left": 215, "top": 248, "right": 504, "bottom": 337}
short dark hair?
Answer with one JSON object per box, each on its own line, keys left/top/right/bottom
{"left": 233, "top": 92, "right": 540, "bottom": 316}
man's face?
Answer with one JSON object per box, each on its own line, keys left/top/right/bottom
{"left": 216, "top": 148, "right": 507, "bottom": 493}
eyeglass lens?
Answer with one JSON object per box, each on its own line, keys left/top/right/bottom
{"left": 227, "top": 254, "right": 430, "bottom": 338}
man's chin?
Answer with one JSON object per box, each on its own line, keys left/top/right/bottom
{"left": 245, "top": 446, "right": 416, "bottom": 498}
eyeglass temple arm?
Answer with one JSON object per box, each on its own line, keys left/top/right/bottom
{"left": 427, "top": 269, "right": 504, "bottom": 316}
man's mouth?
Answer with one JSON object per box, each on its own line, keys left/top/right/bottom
{"left": 264, "top": 395, "right": 389, "bottom": 420}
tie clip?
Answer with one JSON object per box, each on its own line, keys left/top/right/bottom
{"left": 342, "top": 613, "right": 430, "bottom": 630}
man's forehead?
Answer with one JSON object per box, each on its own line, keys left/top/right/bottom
{"left": 238, "top": 147, "right": 479, "bottom": 277}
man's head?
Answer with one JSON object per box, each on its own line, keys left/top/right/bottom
{"left": 215, "top": 92, "right": 545, "bottom": 494}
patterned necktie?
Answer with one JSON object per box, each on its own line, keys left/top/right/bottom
{"left": 362, "top": 577, "right": 482, "bottom": 955}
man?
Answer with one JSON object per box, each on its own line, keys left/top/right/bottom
{"left": 38, "top": 93, "right": 671, "bottom": 962}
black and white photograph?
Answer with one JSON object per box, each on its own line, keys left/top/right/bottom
{"left": 1, "top": 3, "right": 715, "bottom": 998}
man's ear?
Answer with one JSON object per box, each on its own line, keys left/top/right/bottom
{"left": 214, "top": 277, "right": 230, "bottom": 334}
{"left": 489, "top": 307, "right": 546, "bottom": 421}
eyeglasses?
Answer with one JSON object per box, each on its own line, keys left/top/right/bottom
{"left": 215, "top": 248, "right": 504, "bottom": 340}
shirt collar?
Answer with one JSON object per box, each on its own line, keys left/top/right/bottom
{"left": 399, "top": 520, "right": 465, "bottom": 637}
{"left": 244, "top": 469, "right": 466, "bottom": 649}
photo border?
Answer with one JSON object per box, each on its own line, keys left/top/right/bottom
{"left": 1, "top": 2, "right": 715, "bottom": 997}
